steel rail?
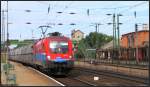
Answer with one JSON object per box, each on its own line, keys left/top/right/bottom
{"left": 75, "top": 67, "right": 148, "bottom": 85}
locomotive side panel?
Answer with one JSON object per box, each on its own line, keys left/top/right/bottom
{"left": 33, "top": 40, "right": 47, "bottom": 67}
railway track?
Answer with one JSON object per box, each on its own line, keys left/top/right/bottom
{"left": 51, "top": 67, "right": 148, "bottom": 86}
{"left": 74, "top": 67, "right": 148, "bottom": 85}
{"left": 28, "top": 66, "right": 97, "bottom": 86}
{"left": 53, "top": 76, "right": 97, "bottom": 86}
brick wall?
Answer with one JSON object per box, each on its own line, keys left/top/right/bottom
{"left": 121, "top": 30, "right": 149, "bottom": 48}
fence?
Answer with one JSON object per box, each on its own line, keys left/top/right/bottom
{"left": 74, "top": 47, "right": 149, "bottom": 79}
{"left": 75, "top": 46, "right": 149, "bottom": 68}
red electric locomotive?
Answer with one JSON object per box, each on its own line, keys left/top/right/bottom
{"left": 32, "top": 32, "right": 74, "bottom": 75}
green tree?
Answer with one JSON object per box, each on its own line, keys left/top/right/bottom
{"left": 76, "top": 32, "right": 113, "bottom": 59}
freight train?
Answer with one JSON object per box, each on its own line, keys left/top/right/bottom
{"left": 9, "top": 32, "right": 74, "bottom": 75}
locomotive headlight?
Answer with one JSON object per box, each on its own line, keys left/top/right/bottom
{"left": 69, "top": 56, "right": 72, "bottom": 58}
{"left": 47, "top": 56, "right": 51, "bottom": 60}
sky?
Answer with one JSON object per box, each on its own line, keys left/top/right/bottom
{"left": 1, "top": 1, "right": 149, "bottom": 41}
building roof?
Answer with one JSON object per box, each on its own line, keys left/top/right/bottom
{"left": 100, "top": 40, "right": 113, "bottom": 49}
{"left": 122, "top": 30, "right": 149, "bottom": 37}
{"left": 72, "top": 30, "right": 84, "bottom": 34}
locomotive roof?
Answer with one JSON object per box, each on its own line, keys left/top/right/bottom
{"left": 33, "top": 36, "right": 71, "bottom": 45}
{"left": 46, "top": 36, "right": 70, "bottom": 41}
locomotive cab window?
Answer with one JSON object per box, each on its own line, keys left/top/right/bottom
{"left": 49, "top": 41, "right": 68, "bottom": 54}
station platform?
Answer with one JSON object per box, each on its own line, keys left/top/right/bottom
{"left": 1, "top": 61, "right": 62, "bottom": 86}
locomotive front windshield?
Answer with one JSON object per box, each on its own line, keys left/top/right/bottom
{"left": 50, "top": 41, "right": 68, "bottom": 54}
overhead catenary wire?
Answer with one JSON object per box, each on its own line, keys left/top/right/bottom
{"left": 2, "top": 1, "right": 148, "bottom": 40}
{"left": 118, "top": 2, "right": 147, "bottom": 13}
{"left": 52, "top": 1, "right": 74, "bottom": 24}
{"left": 46, "top": 1, "right": 74, "bottom": 33}
{"left": 5, "top": 2, "right": 147, "bottom": 26}
{"left": 45, "top": 1, "right": 131, "bottom": 28}
{"left": 3, "top": 1, "right": 148, "bottom": 13}
{"left": 49, "top": 1, "right": 148, "bottom": 35}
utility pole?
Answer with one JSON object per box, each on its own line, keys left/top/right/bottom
{"left": 107, "top": 13, "right": 116, "bottom": 49}
{"left": 90, "top": 23, "right": 102, "bottom": 59}
{"left": 117, "top": 14, "right": 119, "bottom": 48}
{"left": 91, "top": 23, "right": 103, "bottom": 33}
{"left": 90, "top": 23, "right": 103, "bottom": 48}
{"left": 135, "top": 24, "right": 139, "bottom": 63}
{"left": 90, "top": 23, "right": 98, "bottom": 59}
{"left": 31, "top": 29, "right": 34, "bottom": 39}
{"left": 6, "top": 1, "right": 8, "bottom": 52}
{"left": 107, "top": 12, "right": 123, "bottom": 62}
{"left": 113, "top": 14, "right": 116, "bottom": 49}
{"left": 107, "top": 13, "right": 117, "bottom": 61}
{"left": 95, "top": 24, "right": 98, "bottom": 33}
{"left": 97, "top": 23, "right": 103, "bottom": 33}
{"left": 1, "top": 10, "right": 5, "bottom": 50}
{"left": 107, "top": 14, "right": 117, "bottom": 49}
{"left": 116, "top": 14, "right": 123, "bottom": 60}
{"left": 6, "top": 1, "right": 9, "bottom": 84}
{"left": 134, "top": 11, "right": 139, "bottom": 63}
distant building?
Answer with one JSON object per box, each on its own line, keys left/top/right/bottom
{"left": 71, "top": 29, "right": 84, "bottom": 52}
{"left": 120, "top": 30, "right": 149, "bottom": 48}
{"left": 97, "top": 26, "right": 149, "bottom": 60}
{"left": 100, "top": 40, "right": 113, "bottom": 49}
{"left": 71, "top": 29, "right": 84, "bottom": 43}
